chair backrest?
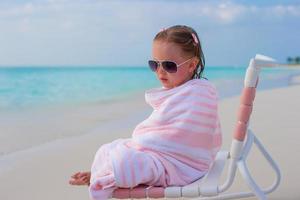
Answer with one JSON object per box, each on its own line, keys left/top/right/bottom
{"left": 233, "top": 82, "right": 257, "bottom": 142}
{"left": 230, "top": 54, "right": 278, "bottom": 158}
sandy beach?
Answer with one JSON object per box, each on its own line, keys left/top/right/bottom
{"left": 0, "top": 82, "right": 300, "bottom": 200}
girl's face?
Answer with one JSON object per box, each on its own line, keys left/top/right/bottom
{"left": 152, "top": 40, "right": 198, "bottom": 89}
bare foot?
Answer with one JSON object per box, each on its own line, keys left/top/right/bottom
{"left": 69, "top": 171, "right": 91, "bottom": 186}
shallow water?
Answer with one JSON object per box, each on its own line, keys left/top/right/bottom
{"left": 0, "top": 66, "right": 298, "bottom": 111}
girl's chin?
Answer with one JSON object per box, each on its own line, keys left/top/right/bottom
{"left": 161, "top": 81, "right": 174, "bottom": 89}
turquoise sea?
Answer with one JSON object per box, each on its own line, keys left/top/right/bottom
{"left": 0, "top": 66, "right": 299, "bottom": 111}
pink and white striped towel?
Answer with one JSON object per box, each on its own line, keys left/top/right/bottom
{"left": 89, "top": 79, "right": 222, "bottom": 199}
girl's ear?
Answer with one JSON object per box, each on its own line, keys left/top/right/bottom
{"left": 189, "top": 57, "right": 199, "bottom": 73}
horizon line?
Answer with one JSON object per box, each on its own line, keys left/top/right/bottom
{"left": 0, "top": 65, "right": 247, "bottom": 68}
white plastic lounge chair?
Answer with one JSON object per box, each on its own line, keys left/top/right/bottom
{"left": 111, "top": 54, "right": 281, "bottom": 200}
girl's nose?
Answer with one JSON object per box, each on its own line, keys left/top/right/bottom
{"left": 157, "top": 63, "right": 166, "bottom": 75}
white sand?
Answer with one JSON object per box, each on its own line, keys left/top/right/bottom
{"left": 0, "top": 92, "right": 149, "bottom": 155}
{"left": 0, "top": 84, "right": 299, "bottom": 200}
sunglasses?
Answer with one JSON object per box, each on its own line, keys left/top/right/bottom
{"left": 148, "top": 57, "right": 193, "bottom": 73}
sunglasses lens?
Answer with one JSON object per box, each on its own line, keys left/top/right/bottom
{"left": 148, "top": 60, "right": 158, "bottom": 72}
{"left": 162, "top": 61, "right": 177, "bottom": 73}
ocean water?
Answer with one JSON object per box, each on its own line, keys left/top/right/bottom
{"left": 0, "top": 66, "right": 299, "bottom": 111}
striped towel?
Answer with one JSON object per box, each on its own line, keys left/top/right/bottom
{"left": 89, "top": 79, "right": 222, "bottom": 199}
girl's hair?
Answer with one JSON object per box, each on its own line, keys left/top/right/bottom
{"left": 153, "top": 25, "right": 205, "bottom": 79}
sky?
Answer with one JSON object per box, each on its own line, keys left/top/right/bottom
{"left": 0, "top": 0, "right": 299, "bottom": 67}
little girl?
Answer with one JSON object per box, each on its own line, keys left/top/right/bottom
{"left": 69, "top": 25, "right": 222, "bottom": 199}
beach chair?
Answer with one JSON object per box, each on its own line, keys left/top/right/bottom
{"left": 111, "top": 54, "right": 281, "bottom": 200}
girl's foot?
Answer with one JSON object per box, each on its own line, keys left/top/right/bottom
{"left": 69, "top": 171, "right": 91, "bottom": 186}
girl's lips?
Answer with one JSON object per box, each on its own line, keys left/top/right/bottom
{"left": 159, "top": 77, "right": 168, "bottom": 81}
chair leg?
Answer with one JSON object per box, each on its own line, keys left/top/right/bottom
{"left": 237, "top": 160, "right": 267, "bottom": 200}
{"left": 235, "top": 130, "right": 281, "bottom": 200}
